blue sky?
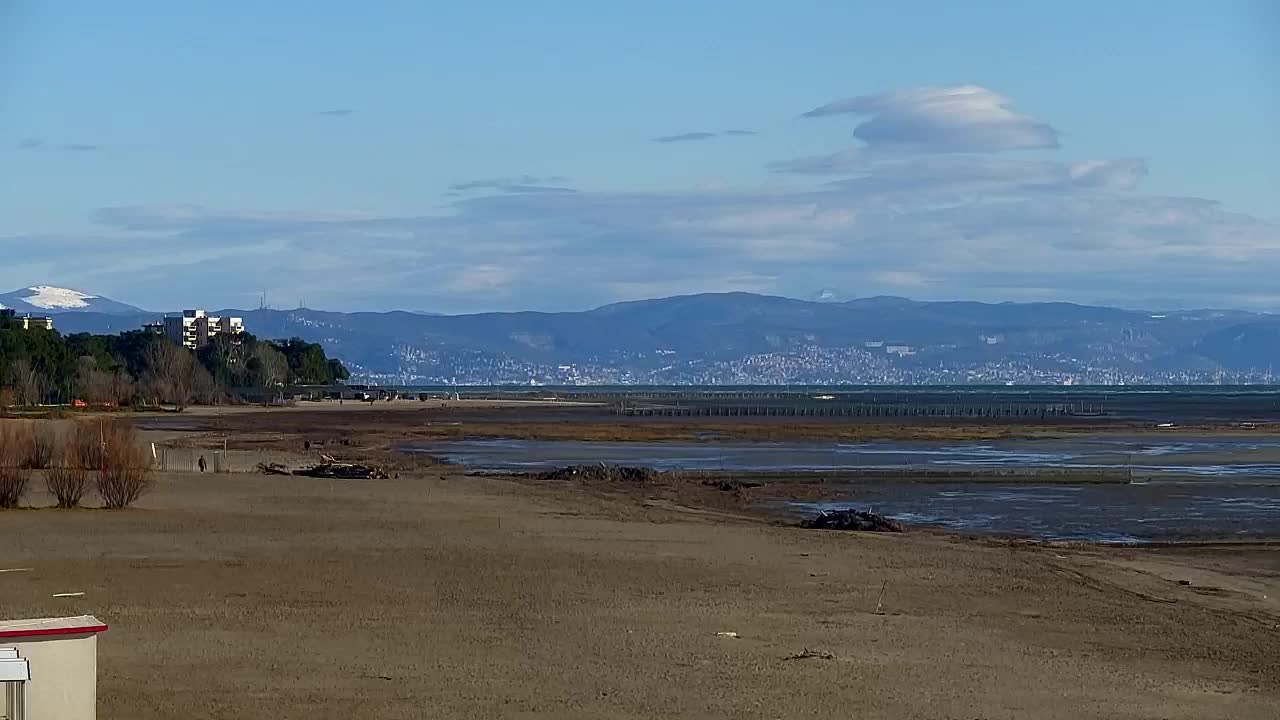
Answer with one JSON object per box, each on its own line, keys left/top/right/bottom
{"left": 1, "top": 1, "right": 1277, "bottom": 312}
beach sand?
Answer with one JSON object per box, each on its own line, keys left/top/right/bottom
{"left": 2, "top": 461, "right": 1277, "bottom": 718}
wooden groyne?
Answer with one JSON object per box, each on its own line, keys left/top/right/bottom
{"left": 614, "top": 402, "right": 1102, "bottom": 419}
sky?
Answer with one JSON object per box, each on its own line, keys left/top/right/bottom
{"left": 1, "top": 1, "right": 1278, "bottom": 314}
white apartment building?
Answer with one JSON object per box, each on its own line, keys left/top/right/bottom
{"left": 160, "top": 310, "right": 245, "bottom": 349}
{"left": 0, "top": 309, "right": 53, "bottom": 330}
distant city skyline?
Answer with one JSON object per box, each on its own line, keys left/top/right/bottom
{"left": 2, "top": 2, "right": 1278, "bottom": 313}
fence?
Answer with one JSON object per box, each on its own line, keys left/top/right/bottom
{"left": 150, "top": 446, "right": 238, "bottom": 474}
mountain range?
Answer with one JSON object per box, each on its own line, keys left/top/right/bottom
{"left": 14, "top": 286, "right": 1280, "bottom": 383}
{"left": 0, "top": 286, "right": 143, "bottom": 315}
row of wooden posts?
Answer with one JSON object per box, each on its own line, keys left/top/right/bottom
{"left": 615, "top": 403, "right": 1104, "bottom": 418}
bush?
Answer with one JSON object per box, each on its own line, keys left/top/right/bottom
{"left": 0, "top": 424, "right": 31, "bottom": 509}
{"left": 71, "top": 421, "right": 106, "bottom": 471}
{"left": 46, "top": 445, "right": 90, "bottom": 509}
{"left": 94, "top": 421, "right": 153, "bottom": 509}
{"left": 21, "top": 425, "right": 55, "bottom": 470}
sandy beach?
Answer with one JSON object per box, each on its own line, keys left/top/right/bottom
{"left": 1, "top": 406, "right": 1277, "bottom": 718}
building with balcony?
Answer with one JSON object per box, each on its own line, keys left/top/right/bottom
{"left": 159, "top": 310, "right": 244, "bottom": 349}
{"left": 0, "top": 309, "right": 53, "bottom": 331}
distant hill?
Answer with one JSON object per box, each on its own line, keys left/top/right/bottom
{"left": 0, "top": 286, "right": 143, "bottom": 315}
{"left": 1193, "top": 318, "right": 1280, "bottom": 369}
{"left": 42, "top": 292, "right": 1279, "bottom": 382}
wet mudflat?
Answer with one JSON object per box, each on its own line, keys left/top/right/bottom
{"left": 796, "top": 483, "right": 1280, "bottom": 542}
{"left": 412, "top": 436, "right": 1280, "bottom": 542}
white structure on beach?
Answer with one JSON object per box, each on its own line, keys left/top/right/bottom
{"left": 0, "top": 615, "right": 107, "bottom": 720}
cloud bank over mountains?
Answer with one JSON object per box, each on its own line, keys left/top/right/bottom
{"left": 5, "top": 85, "right": 1277, "bottom": 314}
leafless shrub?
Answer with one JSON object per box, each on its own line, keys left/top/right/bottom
{"left": 71, "top": 422, "right": 106, "bottom": 471}
{"left": 45, "top": 447, "right": 89, "bottom": 509}
{"left": 21, "top": 424, "right": 55, "bottom": 469}
{"left": 0, "top": 424, "right": 32, "bottom": 509}
{"left": 94, "top": 421, "right": 153, "bottom": 509}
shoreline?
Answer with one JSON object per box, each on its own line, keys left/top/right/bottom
{"left": 6, "top": 404, "right": 1277, "bottom": 717}
{"left": 130, "top": 403, "right": 1280, "bottom": 547}
{"left": 141, "top": 405, "right": 1280, "bottom": 547}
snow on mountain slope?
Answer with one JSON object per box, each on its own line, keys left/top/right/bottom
{"left": 0, "top": 286, "right": 144, "bottom": 314}
{"left": 21, "top": 286, "right": 97, "bottom": 309}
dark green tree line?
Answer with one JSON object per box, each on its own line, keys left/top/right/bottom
{"left": 0, "top": 324, "right": 348, "bottom": 408}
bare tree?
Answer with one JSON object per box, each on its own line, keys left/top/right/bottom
{"left": 250, "top": 342, "right": 289, "bottom": 393}
{"left": 109, "top": 371, "right": 135, "bottom": 406}
{"left": 144, "top": 343, "right": 197, "bottom": 410}
{"left": 193, "top": 363, "right": 218, "bottom": 405}
{"left": 77, "top": 356, "right": 117, "bottom": 405}
{"left": 9, "top": 357, "right": 44, "bottom": 407}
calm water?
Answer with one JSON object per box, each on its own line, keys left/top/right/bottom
{"left": 411, "top": 436, "right": 1280, "bottom": 480}
{"left": 796, "top": 485, "right": 1280, "bottom": 543}
{"left": 409, "top": 437, "right": 1280, "bottom": 542}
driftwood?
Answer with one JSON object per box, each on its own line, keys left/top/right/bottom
{"left": 704, "top": 479, "right": 764, "bottom": 492}
{"left": 784, "top": 649, "right": 836, "bottom": 661}
{"left": 293, "top": 463, "right": 388, "bottom": 480}
{"left": 255, "top": 462, "right": 291, "bottom": 476}
{"left": 801, "top": 509, "right": 905, "bottom": 533}
{"left": 538, "top": 464, "right": 659, "bottom": 483}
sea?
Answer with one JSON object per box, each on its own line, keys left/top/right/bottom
{"left": 402, "top": 385, "right": 1280, "bottom": 543}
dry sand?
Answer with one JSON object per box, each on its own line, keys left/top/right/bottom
{"left": 2, "top": 465, "right": 1278, "bottom": 719}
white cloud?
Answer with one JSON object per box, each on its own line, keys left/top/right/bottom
{"left": 801, "top": 85, "right": 1059, "bottom": 155}
{"left": 769, "top": 149, "right": 866, "bottom": 174}
{"left": 18, "top": 152, "right": 1274, "bottom": 313}
{"left": 4, "top": 86, "right": 1274, "bottom": 313}
{"left": 438, "top": 265, "right": 519, "bottom": 294}
{"left": 1067, "top": 159, "right": 1148, "bottom": 190}
{"left": 94, "top": 204, "right": 376, "bottom": 231}
{"left": 873, "top": 271, "right": 931, "bottom": 288}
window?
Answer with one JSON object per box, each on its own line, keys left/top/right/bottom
{"left": 0, "top": 649, "right": 28, "bottom": 720}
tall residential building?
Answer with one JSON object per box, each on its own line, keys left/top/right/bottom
{"left": 160, "top": 310, "right": 245, "bottom": 349}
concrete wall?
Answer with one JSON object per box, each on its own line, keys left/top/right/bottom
{"left": 6, "top": 633, "right": 97, "bottom": 720}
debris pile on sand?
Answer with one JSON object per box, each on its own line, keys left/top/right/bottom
{"left": 801, "top": 509, "right": 904, "bottom": 533}
{"left": 784, "top": 648, "right": 836, "bottom": 661}
{"left": 292, "top": 462, "right": 389, "bottom": 480}
{"left": 255, "top": 462, "right": 291, "bottom": 476}
{"left": 702, "top": 478, "right": 764, "bottom": 492}
{"left": 538, "top": 464, "right": 659, "bottom": 483}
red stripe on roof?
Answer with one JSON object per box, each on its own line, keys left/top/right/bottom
{"left": 0, "top": 624, "right": 108, "bottom": 639}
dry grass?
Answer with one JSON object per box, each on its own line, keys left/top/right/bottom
{"left": 0, "top": 424, "right": 32, "bottom": 508}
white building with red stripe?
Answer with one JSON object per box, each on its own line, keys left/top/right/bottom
{"left": 0, "top": 616, "right": 107, "bottom": 720}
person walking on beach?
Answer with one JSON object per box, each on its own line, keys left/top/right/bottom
{"left": 198, "top": 455, "right": 207, "bottom": 473}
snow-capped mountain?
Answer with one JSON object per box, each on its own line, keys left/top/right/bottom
{"left": 0, "top": 286, "right": 144, "bottom": 314}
